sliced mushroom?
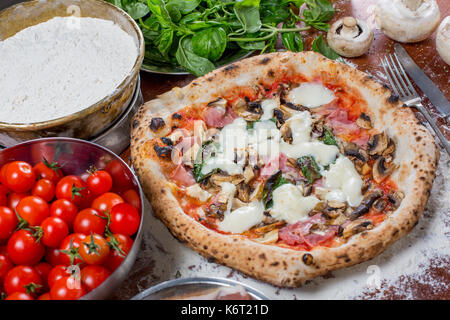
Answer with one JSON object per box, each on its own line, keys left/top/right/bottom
{"left": 356, "top": 113, "right": 373, "bottom": 129}
{"left": 210, "top": 173, "right": 244, "bottom": 186}
{"left": 236, "top": 183, "right": 251, "bottom": 203}
{"left": 373, "top": 198, "right": 387, "bottom": 212}
{"left": 253, "top": 229, "right": 279, "bottom": 244}
{"left": 233, "top": 98, "right": 262, "bottom": 121}
{"left": 273, "top": 108, "right": 286, "bottom": 127}
{"left": 373, "top": 156, "right": 396, "bottom": 183}
{"left": 343, "top": 142, "right": 369, "bottom": 162}
{"left": 342, "top": 219, "right": 373, "bottom": 239}
{"left": 327, "top": 16, "right": 373, "bottom": 57}
{"left": 249, "top": 181, "right": 265, "bottom": 202}
{"left": 243, "top": 165, "right": 255, "bottom": 184}
{"left": 207, "top": 97, "right": 227, "bottom": 108}
{"left": 367, "top": 132, "right": 389, "bottom": 156}
{"left": 347, "top": 189, "right": 383, "bottom": 220}
{"left": 280, "top": 123, "right": 293, "bottom": 144}
{"left": 205, "top": 203, "right": 225, "bottom": 221}
{"left": 231, "top": 197, "right": 247, "bottom": 210}
{"left": 279, "top": 103, "right": 308, "bottom": 118}
{"left": 387, "top": 190, "right": 405, "bottom": 211}
{"left": 383, "top": 138, "right": 396, "bottom": 157}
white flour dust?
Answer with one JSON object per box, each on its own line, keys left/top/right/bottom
{"left": 0, "top": 17, "right": 137, "bottom": 123}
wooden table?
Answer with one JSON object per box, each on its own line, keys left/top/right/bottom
{"left": 116, "top": 0, "right": 449, "bottom": 300}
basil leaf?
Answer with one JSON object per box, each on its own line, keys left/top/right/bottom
{"left": 191, "top": 27, "right": 227, "bottom": 61}
{"left": 260, "top": 0, "right": 290, "bottom": 25}
{"left": 176, "top": 37, "right": 216, "bottom": 76}
{"left": 319, "top": 126, "right": 338, "bottom": 146}
{"left": 146, "top": 0, "right": 172, "bottom": 27}
{"left": 262, "top": 170, "right": 290, "bottom": 208}
{"left": 297, "top": 156, "right": 322, "bottom": 184}
{"left": 282, "top": 30, "right": 303, "bottom": 52}
{"left": 155, "top": 28, "right": 174, "bottom": 57}
{"left": 180, "top": 12, "right": 202, "bottom": 25}
{"left": 234, "top": 0, "right": 262, "bottom": 34}
{"left": 124, "top": 2, "right": 150, "bottom": 20}
{"left": 312, "top": 34, "right": 340, "bottom": 60}
{"left": 166, "top": 3, "right": 182, "bottom": 22}
{"left": 167, "top": 0, "right": 201, "bottom": 15}
{"left": 303, "top": 0, "right": 334, "bottom": 22}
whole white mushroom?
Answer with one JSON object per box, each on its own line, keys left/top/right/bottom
{"left": 436, "top": 16, "right": 450, "bottom": 65}
{"left": 327, "top": 17, "right": 373, "bottom": 58}
{"left": 375, "top": 0, "right": 441, "bottom": 43}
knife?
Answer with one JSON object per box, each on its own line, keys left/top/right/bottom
{"left": 394, "top": 43, "right": 450, "bottom": 119}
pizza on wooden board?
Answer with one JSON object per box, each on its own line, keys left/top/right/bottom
{"left": 130, "top": 51, "right": 439, "bottom": 287}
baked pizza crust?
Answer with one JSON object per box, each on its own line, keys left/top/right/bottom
{"left": 131, "top": 51, "right": 439, "bottom": 287}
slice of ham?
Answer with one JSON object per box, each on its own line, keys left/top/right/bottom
{"left": 203, "top": 107, "right": 237, "bottom": 128}
{"left": 260, "top": 153, "right": 302, "bottom": 181}
{"left": 169, "top": 164, "right": 195, "bottom": 187}
{"left": 278, "top": 213, "right": 337, "bottom": 248}
{"left": 315, "top": 103, "right": 360, "bottom": 136}
{"left": 351, "top": 133, "right": 370, "bottom": 149}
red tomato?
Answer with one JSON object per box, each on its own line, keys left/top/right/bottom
{"left": 50, "top": 276, "right": 86, "bottom": 300}
{"left": 79, "top": 234, "right": 110, "bottom": 265}
{"left": 0, "top": 163, "right": 10, "bottom": 186}
{"left": 48, "top": 265, "right": 70, "bottom": 288}
{"left": 0, "top": 253, "right": 14, "bottom": 282}
{"left": 104, "top": 234, "right": 133, "bottom": 271}
{"left": 7, "top": 192, "right": 29, "bottom": 211}
{"left": 45, "top": 247, "right": 65, "bottom": 266}
{"left": 50, "top": 199, "right": 78, "bottom": 227}
{"left": 4, "top": 265, "right": 42, "bottom": 296}
{"left": 91, "top": 192, "right": 124, "bottom": 216}
{"left": 4, "top": 161, "right": 36, "bottom": 193}
{"left": 0, "top": 189, "right": 7, "bottom": 207}
{"left": 32, "top": 179, "right": 55, "bottom": 202}
{"left": 41, "top": 217, "right": 69, "bottom": 248}
{"left": 87, "top": 170, "right": 113, "bottom": 196}
{"left": 109, "top": 203, "right": 140, "bottom": 236}
{"left": 121, "top": 189, "right": 141, "bottom": 212}
{"left": 105, "top": 160, "right": 133, "bottom": 190}
{"left": 59, "top": 233, "right": 86, "bottom": 267}
{"left": 77, "top": 188, "right": 95, "bottom": 210}
{"left": 34, "top": 262, "right": 52, "bottom": 292}
{"left": 55, "top": 175, "right": 89, "bottom": 207}
{"left": 7, "top": 229, "right": 45, "bottom": 265}
{"left": 72, "top": 208, "right": 107, "bottom": 235}
{"left": 81, "top": 265, "right": 111, "bottom": 292}
{"left": 5, "top": 292, "right": 34, "bottom": 300}
{"left": 33, "top": 160, "right": 63, "bottom": 185}
{"left": 37, "top": 292, "right": 51, "bottom": 300}
{"left": 16, "top": 195, "right": 50, "bottom": 226}
{"left": 0, "top": 206, "right": 18, "bottom": 240}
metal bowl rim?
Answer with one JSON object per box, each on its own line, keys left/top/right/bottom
{"left": 0, "top": 137, "right": 145, "bottom": 299}
{"left": 0, "top": 0, "right": 145, "bottom": 130}
{"left": 131, "top": 277, "right": 270, "bottom": 300}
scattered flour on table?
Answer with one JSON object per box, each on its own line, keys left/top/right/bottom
{"left": 0, "top": 17, "right": 137, "bottom": 123}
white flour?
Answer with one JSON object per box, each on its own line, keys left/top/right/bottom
{"left": 0, "top": 17, "right": 137, "bottom": 123}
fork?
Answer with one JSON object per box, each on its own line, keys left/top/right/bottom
{"left": 381, "top": 53, "right": 450, "bottom": 155}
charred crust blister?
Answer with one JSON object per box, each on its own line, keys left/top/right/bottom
{"left": 153, "top": 145, "right": 172, "bottom": 160}
{"left": 172, "top": 113, "right": 182, "bottom": 120}
{"left": 150, "top": 117, "right": 166, "bottom": 131}
{"left": 387, "top": 94, "right": 399, "bottom": 104}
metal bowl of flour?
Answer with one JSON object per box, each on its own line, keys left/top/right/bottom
{"left": 0, "top": 0, "right": 144, "bottom": 147}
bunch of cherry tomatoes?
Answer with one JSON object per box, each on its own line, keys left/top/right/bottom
{"left": 0, "top": 158, "right": 141, "bottom": 300}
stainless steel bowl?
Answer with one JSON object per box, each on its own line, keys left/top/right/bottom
{"left": 0, "top": 138, "right": 145, "bottom": 300}
{"left": 131, "top": 277, "right": 269, "bottom": 300}
{"left": 0, "top": 0, "right": 145, "bottom": 147}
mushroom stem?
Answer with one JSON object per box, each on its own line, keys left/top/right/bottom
{"left": 402, "top": 0, "right": 422, "bottom": 11}
{"left": 341, "top": 17, "right": 359, "bottom": 38}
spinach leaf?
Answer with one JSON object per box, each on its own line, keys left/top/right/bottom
{"left": 124, "top": 2, "right": 150, "bottom": 20}
{"left": 282, "top": 29, "right": 303, "bottom": 52}
{"left": 176, "top": 37, "right": 216, "bottom": 76}
{"left": 312, "top": 34, "right": 340, "bottom": 60}
{"left": 319, "top": 126, "right": 338, "bottom": 146}
{"left": 262, "top": 170, "right": 290, "bottom": 208}
{"left": 167, "top": 0, "right": 201, "bottom": 15}
{"left": 234, "top": 0, "right": 262, "bottom": 34}
{"left": 192, "top": 27, "right": 227, "bottom": 61}
{"left": 297, "top": 156, "right": 322, "bottom": 184}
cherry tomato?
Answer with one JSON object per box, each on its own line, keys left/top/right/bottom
{"left": 0, "top": 163, "right": 10, "bottom": 186}
{"left": 73, "top": 208, "right": 107, "bottom": 235}
{"left": 0, "top": 253, "right": 13, "bottom": 282}
{"left": 33, "top": 160, "right": 63, "bottom": 185}
{"left": 7, "top": 229, "right": 45, "bottom": 265}
{"left": 7, "top": 192, "right": 29, "bottom": 211}
{"left": 50, "top": 199, "right": 78, "bottom": 227}
{"left": 0, "top": 206, "right": 18, "bottom": 240}
{"left": 79, "top": 234, "right": 110, "bottom": 265}
{"left": 16, "top": 195, "right": 50, "bottom": 226}
{"left": 55, "top": 175, "right": 89, "bottom": 207}
{"left": 4, "top": 161, "right": 36, "bottom": 193}
{"left": 32, "top": 179, "right": 55, "bottom": 202}
{"left": 105, "top": 160, "right": 133, "bottom": 190}
{"left": 48, "top": 265, "right": 70, "bottom": 288}
{"left": 0, "top": 189, "right": 7, "bottom": 207}
{"left": 121, "top": 189, "right": 141, "bottom": 212}
{"left": 4, "top": 265, "right": 42, "bottom": 296}
{"left": 6, "top": 292, "right": 34, "bottom": 300}
{"left": 37, "top": 292, "right": 51, "bottom": 300}
{"left": 50, "top": 276, "right": 86, "bottom": 300}
{"left": 109, "top": 203, "right": 140, "bottom": 236}
{"left": 41, "top": 217, "right": 69, "bottom": 248}
{"left": 104, "top": 234, "right": 133, "bottom": 271}
{"left": 59, "top": 233, "right": 86, "bottom": 267}
{"left": 34, "top": 262, "right": 52, "bottom": 292}
{"left": 81, "top": 265, "right": 111, "bottom": 292}
{"left": 77, "top": 188, "right": 95, "bottom": 210}
{"left": 91, "top": 192, "right": 124, "bottom": 216}
{"left": 86, "top": 170, "right": 113, "bottom": 196}
{"left": 45, "top": 247, "right": 65, "bottom": 266}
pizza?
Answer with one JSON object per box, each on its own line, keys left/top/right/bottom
{"left": 130, "top": 51, "right": 439, "bottom": 287}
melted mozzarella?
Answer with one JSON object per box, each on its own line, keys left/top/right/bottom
{"left": 280, "top": 141, "right": 339, "bottom": 166}
{"left": 260, "top": 98, "right": 279, "bottom": 121}
{"left": 286, "top": 111, "right": 312, "bottom": 144}
{"left": 322, "top": 156, "right": 363, "bottom": 206}
{"left": 186, "top": 184, "right": 212, "bottom": 202}
{"left": 218, "top": 201, "right": 264, "bottom": 233}
{"left": 287, "top": 83, "right": 335, "bottom": 108}
{"left": 270, "top": 184, "right": 320, "bottom": 224}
